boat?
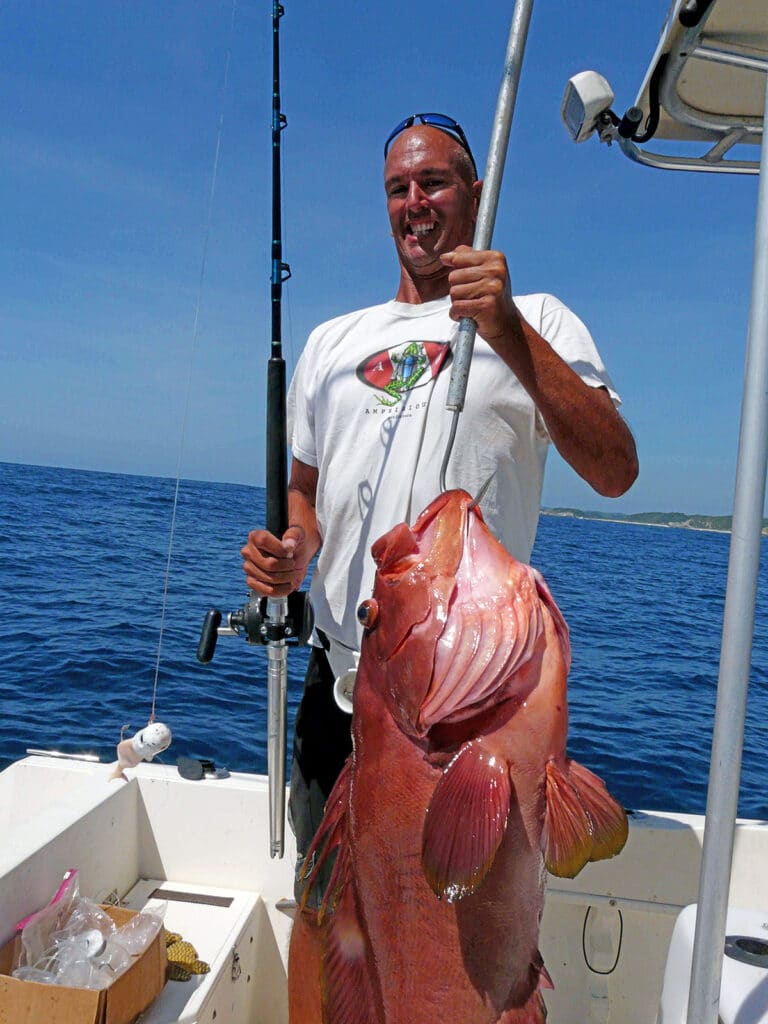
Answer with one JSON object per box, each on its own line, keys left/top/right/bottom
{"left": 2, "top": 0, "right": 768, "bottom": 1022}
{"left": 0, "top": 754, "right": 764, "bottom": 1023}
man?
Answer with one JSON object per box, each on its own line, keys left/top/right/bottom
{"left": 242, "top": 113, "right": 638, "bottom": 899}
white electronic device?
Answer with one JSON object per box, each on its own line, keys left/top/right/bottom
{"left": 561, "top": 71, "right": 616, "bottom": 143}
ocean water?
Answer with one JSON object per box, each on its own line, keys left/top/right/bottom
{"left": 1, "top": 461, "right": 767, "bottom": 819}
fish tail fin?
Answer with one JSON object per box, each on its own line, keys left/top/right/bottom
{"left": 543, "top": 758, "right": 628, "bottom": 878}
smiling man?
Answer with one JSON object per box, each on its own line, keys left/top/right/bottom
{"left": 241, "top": 112, "right": 638, "bottom": 906}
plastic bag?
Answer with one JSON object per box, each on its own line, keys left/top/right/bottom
{"left": 54, "top": 932, "right": 131, "bottom": 990}
{"left": 51, "top": 899, "right": 116, "bottom": 945}
{"left": 112, "top": 906, "right": 165, "bottom": 956}
{"left": 12, "top": 871, "right": 166, "bottom": 990}
{"left": 15, "top": 868, "right": 80, "bottom": 971}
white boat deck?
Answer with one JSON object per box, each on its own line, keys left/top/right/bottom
{"left": 0, "top": 756, "right": 297, "bottom": 1024}
{"left": 2, "top": 755, "right": 768, "bottom": 1022}
{"left": 121, "top": 879, "right": 265, "bottom": 1024}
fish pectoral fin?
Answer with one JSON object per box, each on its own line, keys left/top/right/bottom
{"left": 568, "top": 759, "right": 629, "bottom": 863}
{"left": 323, "top": 879, "right": 379, "bottom": 1024}
{"left": 421, "top": 740, "right": 511, "bottom": 901}
{"left": 543, "top": 760, "right": 593, "bottom": 878}
{"left": 543, "top": 759, "right": 629, "bottom": 878}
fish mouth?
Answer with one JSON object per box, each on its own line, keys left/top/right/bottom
{"left": 371, "top": 521, "right": 421, "bottom": 575}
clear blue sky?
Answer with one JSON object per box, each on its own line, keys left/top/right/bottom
{"left": 0, "top": 0, "right": 761, "bottom": 515}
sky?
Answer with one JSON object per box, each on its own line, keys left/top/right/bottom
{"left": 0, "top": 0, "right": 763, "bottom": 516}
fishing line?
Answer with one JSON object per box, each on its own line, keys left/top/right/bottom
{"left": 149, "top": 0, "right": 238, "bottom": 722}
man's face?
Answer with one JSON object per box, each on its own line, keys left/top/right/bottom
{"left": 384, "top": 126, "right": 480, "bottom": 286}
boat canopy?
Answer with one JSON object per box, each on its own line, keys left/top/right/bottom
{"left": 622, "top": 0, "right": 766, "bottom": 171}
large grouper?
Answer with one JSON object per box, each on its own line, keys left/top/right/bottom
{"left": 288, "top": 489, "right": 628, "bottom": 1024}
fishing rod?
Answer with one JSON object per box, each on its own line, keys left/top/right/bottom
{"left": 197, "top": 0, "right": 313, "bottom": 860}
{"left": 263, "top": 0, "right": 292, "bottom": 861}
{"left": 439, "top": 0, "right": 535, "bottom": 491}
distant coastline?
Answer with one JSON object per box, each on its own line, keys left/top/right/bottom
{"left": 541, "top": 508, "right": 768, "bottom": 536}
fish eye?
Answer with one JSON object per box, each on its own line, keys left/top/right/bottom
{"left": 357, "top": 599, "right": 379, "bottom": 629}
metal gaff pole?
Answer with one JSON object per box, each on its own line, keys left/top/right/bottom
{"left": 686, "top": 71, "right": 768, "bottom": 1024}
{"left": 440, "top": 0, "right": 535, "bottom": 492}
{"left": 264, "top": 0, "right": 291, "bottom": 859}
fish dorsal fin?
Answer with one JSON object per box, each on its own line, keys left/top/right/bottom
{"left": 300, "top": 758, "right": 352, "bottom": 920}
{"left": 421, "top": 739, "right": 512, "bottom": 901}
{"left": 296, "top": 759, "right": 382, "bottom": 1024}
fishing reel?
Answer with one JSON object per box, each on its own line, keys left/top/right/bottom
{"left": 196, "top": 591, "right": 314, "bottom": 663}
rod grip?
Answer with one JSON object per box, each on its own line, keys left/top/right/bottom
{"left": 266, "top": 357, "right": 288, "bottom": 538}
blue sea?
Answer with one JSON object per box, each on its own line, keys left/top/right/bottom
{"left": 1, "top": 461, "right": 767, "bottom": 819}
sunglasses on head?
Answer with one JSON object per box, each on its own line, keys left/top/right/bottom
{"left": 384, "top": 113, "right": 478, "bottom": 179}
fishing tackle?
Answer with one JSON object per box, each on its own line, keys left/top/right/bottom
{"left": 110, "top": 721, "right": 172, "bottom": 781}
{"left": 196, "top": 1, "right": 313, "bottom": 860}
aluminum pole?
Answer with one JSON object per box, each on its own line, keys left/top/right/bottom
{"left": 686, "top": 71, "right": 768, "bottom": 1024}
{"left": 266, "top": 595, "right": 288, "bottom": 858}
{"left": 440, "top": 0, "right": 535, "bottom": 490}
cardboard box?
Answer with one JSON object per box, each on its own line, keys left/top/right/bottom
{"left": 0, "top": 905, "right": 167, "bottom": 1024}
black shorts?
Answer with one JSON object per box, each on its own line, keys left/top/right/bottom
{"left": 288, "top": 643, "right": 353, "bottom": 907}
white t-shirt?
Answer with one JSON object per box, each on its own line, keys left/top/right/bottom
{"left": 288, "top": 293, "right": 619, "bottom": 653}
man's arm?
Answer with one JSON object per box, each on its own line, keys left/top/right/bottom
{"left": 441, "top": 246, "right": 638, "bottom": 497}
{"left": 241, "top": 457, "right": 321, "bottom": 597}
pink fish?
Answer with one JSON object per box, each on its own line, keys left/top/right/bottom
{"left": 289, "top": 490, "right": 628, "bottom": 1024}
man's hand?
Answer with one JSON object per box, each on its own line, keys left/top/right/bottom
{"left": 441, "top": 245, "right": 521, "bottom": 348}
{"left": 241, "top": 524, "right": 309, "bottom": 598}
{"left": 441, "top": 244, "right": 638, "bottom": 499}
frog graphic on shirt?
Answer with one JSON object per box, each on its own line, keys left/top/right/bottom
{"left": 356, "top": 341, "right": 450, "bottom": 407}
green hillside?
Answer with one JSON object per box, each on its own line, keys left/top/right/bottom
{"left": 542, "top": 508, "right": 768, "bottom": 535}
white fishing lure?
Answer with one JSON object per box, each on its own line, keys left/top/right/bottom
{"left": 110, "top": 722, "right": 172, "bottom": 780}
